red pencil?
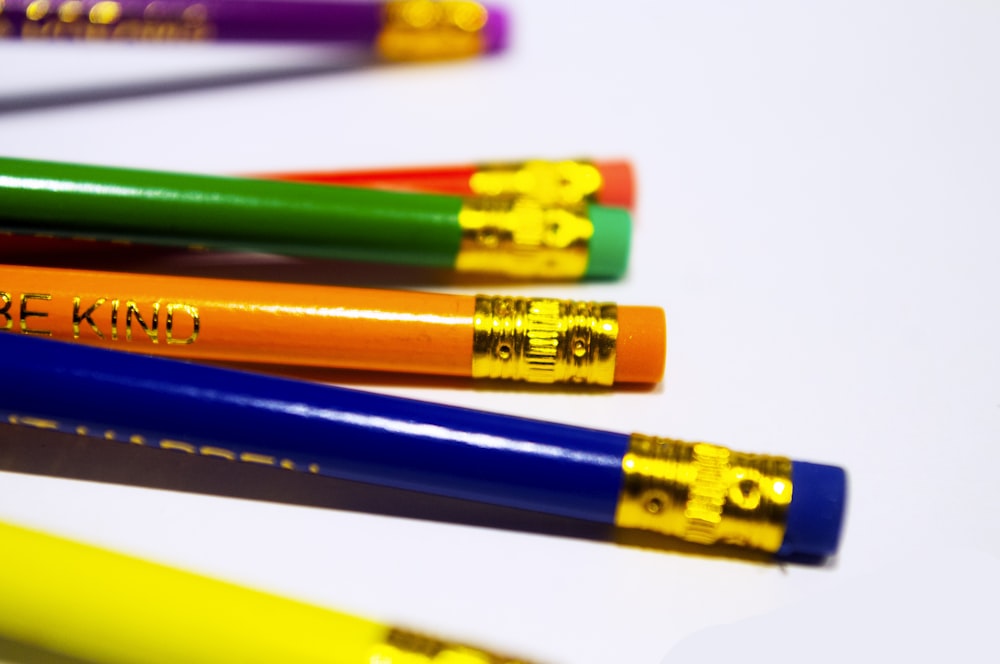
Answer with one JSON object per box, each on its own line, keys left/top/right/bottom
{"left": 256, "top": 158, "right": 636, "bottom": 209}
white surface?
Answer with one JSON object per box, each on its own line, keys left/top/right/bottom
{"left": 1, "top": 1, "right": 998, "bottom": 662}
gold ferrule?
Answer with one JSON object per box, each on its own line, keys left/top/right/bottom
{"left": 472, "top": 295, "right": 617, "bottom": 385}
{"left": 615, "top": 434, "right": 793, "bottom": 553}
{"left": 456, "top": 197, "right": 592, "bottom": 279}
{"left": 469, "top": 160, "right": 604, "bottom": 206}
{"left": 377, "top": 0, "right": 489, "bottom": 61}
{"left": 370, "top": 627, "right": 536, "bottom": 663}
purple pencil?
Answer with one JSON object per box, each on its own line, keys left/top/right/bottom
{"left": 0, "top": 0, "right": 509, "bottom": 60}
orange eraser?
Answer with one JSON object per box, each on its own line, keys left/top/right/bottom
{"left": 614, "top": 306, "right": 667, "bottom": 384}
{"left": 593, "top": 160, "right": 636, "bottom": 209}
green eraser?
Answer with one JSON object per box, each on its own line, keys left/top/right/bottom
{"left": 585, "top": 203, "right": 632, "bottom": 280}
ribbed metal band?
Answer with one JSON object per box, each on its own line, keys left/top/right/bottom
{"left": 614, "top": 434, "right": 793, "bottom": 553}
{"left": 468, "top": 160, "right": 603, "bottom": 206}
{"left": 369, "top": 627, "right": 535, "bottom": 663}
{"left": 472, "top": 295, "right": 617, "bottom": 385}
{"left": 376, "top": 0, "right": 488, "bottom": 61}
{"left": 456, "top": 197, "right": 592, "bottom": 279}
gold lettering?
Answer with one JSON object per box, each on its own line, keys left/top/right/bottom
{"left": 240, "top": 452, "right": 275, "bottom": 466}
{"left": 200, "top": 446, "right": 236, "bottom": 461}
{"left": 4, "top": 413, "right": 321, "bottom": 473}
{"left": 20, "top": 293, "right": 52, "bottom": 336}
{"left": 110, "top": 299, "right": 119, "bottom": 340}
{"left": 26, "top": 0, "right": 50, "bottom": 21}
{"left": 73, "top": 296, "right": 107, "bottom": 339}
{"left": 58, "top": 1, "right": 83, "bottom": 22}
{"left": 0, "top": 292, "right": 12, "bottom": 331}
{"left": 88, "top": 1, "right": 120, "bottom": 25}
{"left": 160, "top": 439, "right": 196, "bottom": 454}
{"left": 126, "top": 300, "right": 159, "bottom": 343}
{"left": 16, "top": 416, "right": 58, "bottom": 429}
{"left": 165, "top": 303, "right": 199, "bottom": 344}
{"left": 181, "top": 3, "right": 207, "bottom": 23}
{"left": 7, "top": 414, "right": 59, "bottom": 429}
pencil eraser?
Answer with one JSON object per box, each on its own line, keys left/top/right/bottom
{"left": 482, "top": 6, "right": 510, "bottom": 54}
{"left": 614, "top": 306, "right": 666, "bottom": 384}
{"left": 584, "top": 204, "right": 631, "bottom": 279}
{"left": 777, "top": 461, "right": 848, "bottom": 561}
{"left": 593, "top": 160, "right": 636, "bottom": 209}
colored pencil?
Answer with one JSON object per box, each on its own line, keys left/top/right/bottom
{"left": 0, "top": 518, "right": 534, "bottom": 664}
{"left": 1, "top": 333, "right": 847, "bottom": 560}
{"left": 0, "top": 263, "right": 666, "bottom": 385}
{"left": 257, "top": 158, "right": 636, "bottom": 208}
{"left": 0, "top": 156, "right": 631, "bottom": 280}
{"left": 0, "top": 0, "right": 509, "bottom": 61}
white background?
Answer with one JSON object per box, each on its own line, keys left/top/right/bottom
{"left": 1, "top": 1, "right": 998, "bottom": 662}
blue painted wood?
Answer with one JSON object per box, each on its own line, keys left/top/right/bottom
{"left": 0, "top": 334, "right": 628, "bottom": 523}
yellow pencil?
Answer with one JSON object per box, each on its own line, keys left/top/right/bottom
{"left": 0, "top": 518, "right": 534, "bottom": 664}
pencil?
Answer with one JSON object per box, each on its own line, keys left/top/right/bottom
{"left": 0, "top": 263, "right": 665, "bottom": 385}
{"left": 0, "top": 0, "right": 509, "bottom": 61}
{"left": 0, "top": 334, "right": 847, "bottom": 561}
{"left": 257, "top": 158, "right": 636, "bottom": 208}
{"left": 0, "top": 156, "right": 631, "bottom": 280}
{"left": 0, "top": 518, "right": 535, "bottom": 664}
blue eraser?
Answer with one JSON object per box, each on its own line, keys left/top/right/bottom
{"left": 777, "top": 461, "right": 847, "bottom": 561}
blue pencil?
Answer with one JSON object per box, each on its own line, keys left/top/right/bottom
{"left": 0, "top": 334, "right": 846, "bottom": 561}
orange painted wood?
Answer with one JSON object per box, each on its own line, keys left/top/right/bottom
{"left": 0, "top": 264, "right": 474, "bottom": 377}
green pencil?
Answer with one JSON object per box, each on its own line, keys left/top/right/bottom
{"left": 0, "top": 156, "right": 631, "bottom": 280}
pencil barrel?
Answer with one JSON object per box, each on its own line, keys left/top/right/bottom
{"left": 0, "top": 333, "right": 629, "bottom": 523}
{"left": 0, "top": 0, "right": 504, "bottom": 59}
{"left": 0, "top": 265, "right": 658, "bottom": 383}
{"left": 0, "top": 333, "right": 846, "bottom": 559}
{"left": 0, "top": 157, "right": 629, "bottom": 279}
{"left": 0, "top": 519, "right": 536, "bottom": 664}
{"left": 0, "top": 156, "right": 464, "bottom": 268}
{"left": 0, "top": 0, "right": 380, "bottom": 43}
{"left": 0, "top": 264, "right": 474, "bottom": 374}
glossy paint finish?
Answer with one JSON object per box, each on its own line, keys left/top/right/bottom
{"left": 0, "top": 334, "right": 629, "bottom": 522}
{"left": 0, "top": 0, "right": 509, "bottom": 55}
{"left": 0, "top": 264, "right": 666, "bottom": 383}
{"left": 0, "top": 519, "right": 532, "bottom": 664}
{"left": 261, "top": 159, "right": 637, "bottom": 208}
{"left": 0, "top": 156, "right": 464, "bottom": 269}
{"left": 0, "top": 264, "right": 475, "bottom": 376}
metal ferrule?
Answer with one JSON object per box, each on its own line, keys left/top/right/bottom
{"left": 371, "top": 627, "right": 536, "bottom": 663}
{"left": 456, "top": 197, "right": 592, "bottom": 279}
{"left": 469, "top": 160, "right": 604, "bottom": 206}
{"left": 472, "top": 295, "right": 617, "bottom": 385}
{"left": 376, "top": 0, "right": 489, "bottom": 61}
{"left": 615, "top": 434, "right": 793, "bottom": 553}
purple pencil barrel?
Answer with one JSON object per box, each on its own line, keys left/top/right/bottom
{"left": 0, "top": 0, "right": 508, "bottom": 59}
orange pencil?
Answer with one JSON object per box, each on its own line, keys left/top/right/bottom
{"left": 0, "top": 264, "right": 665, "bottom": 386}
